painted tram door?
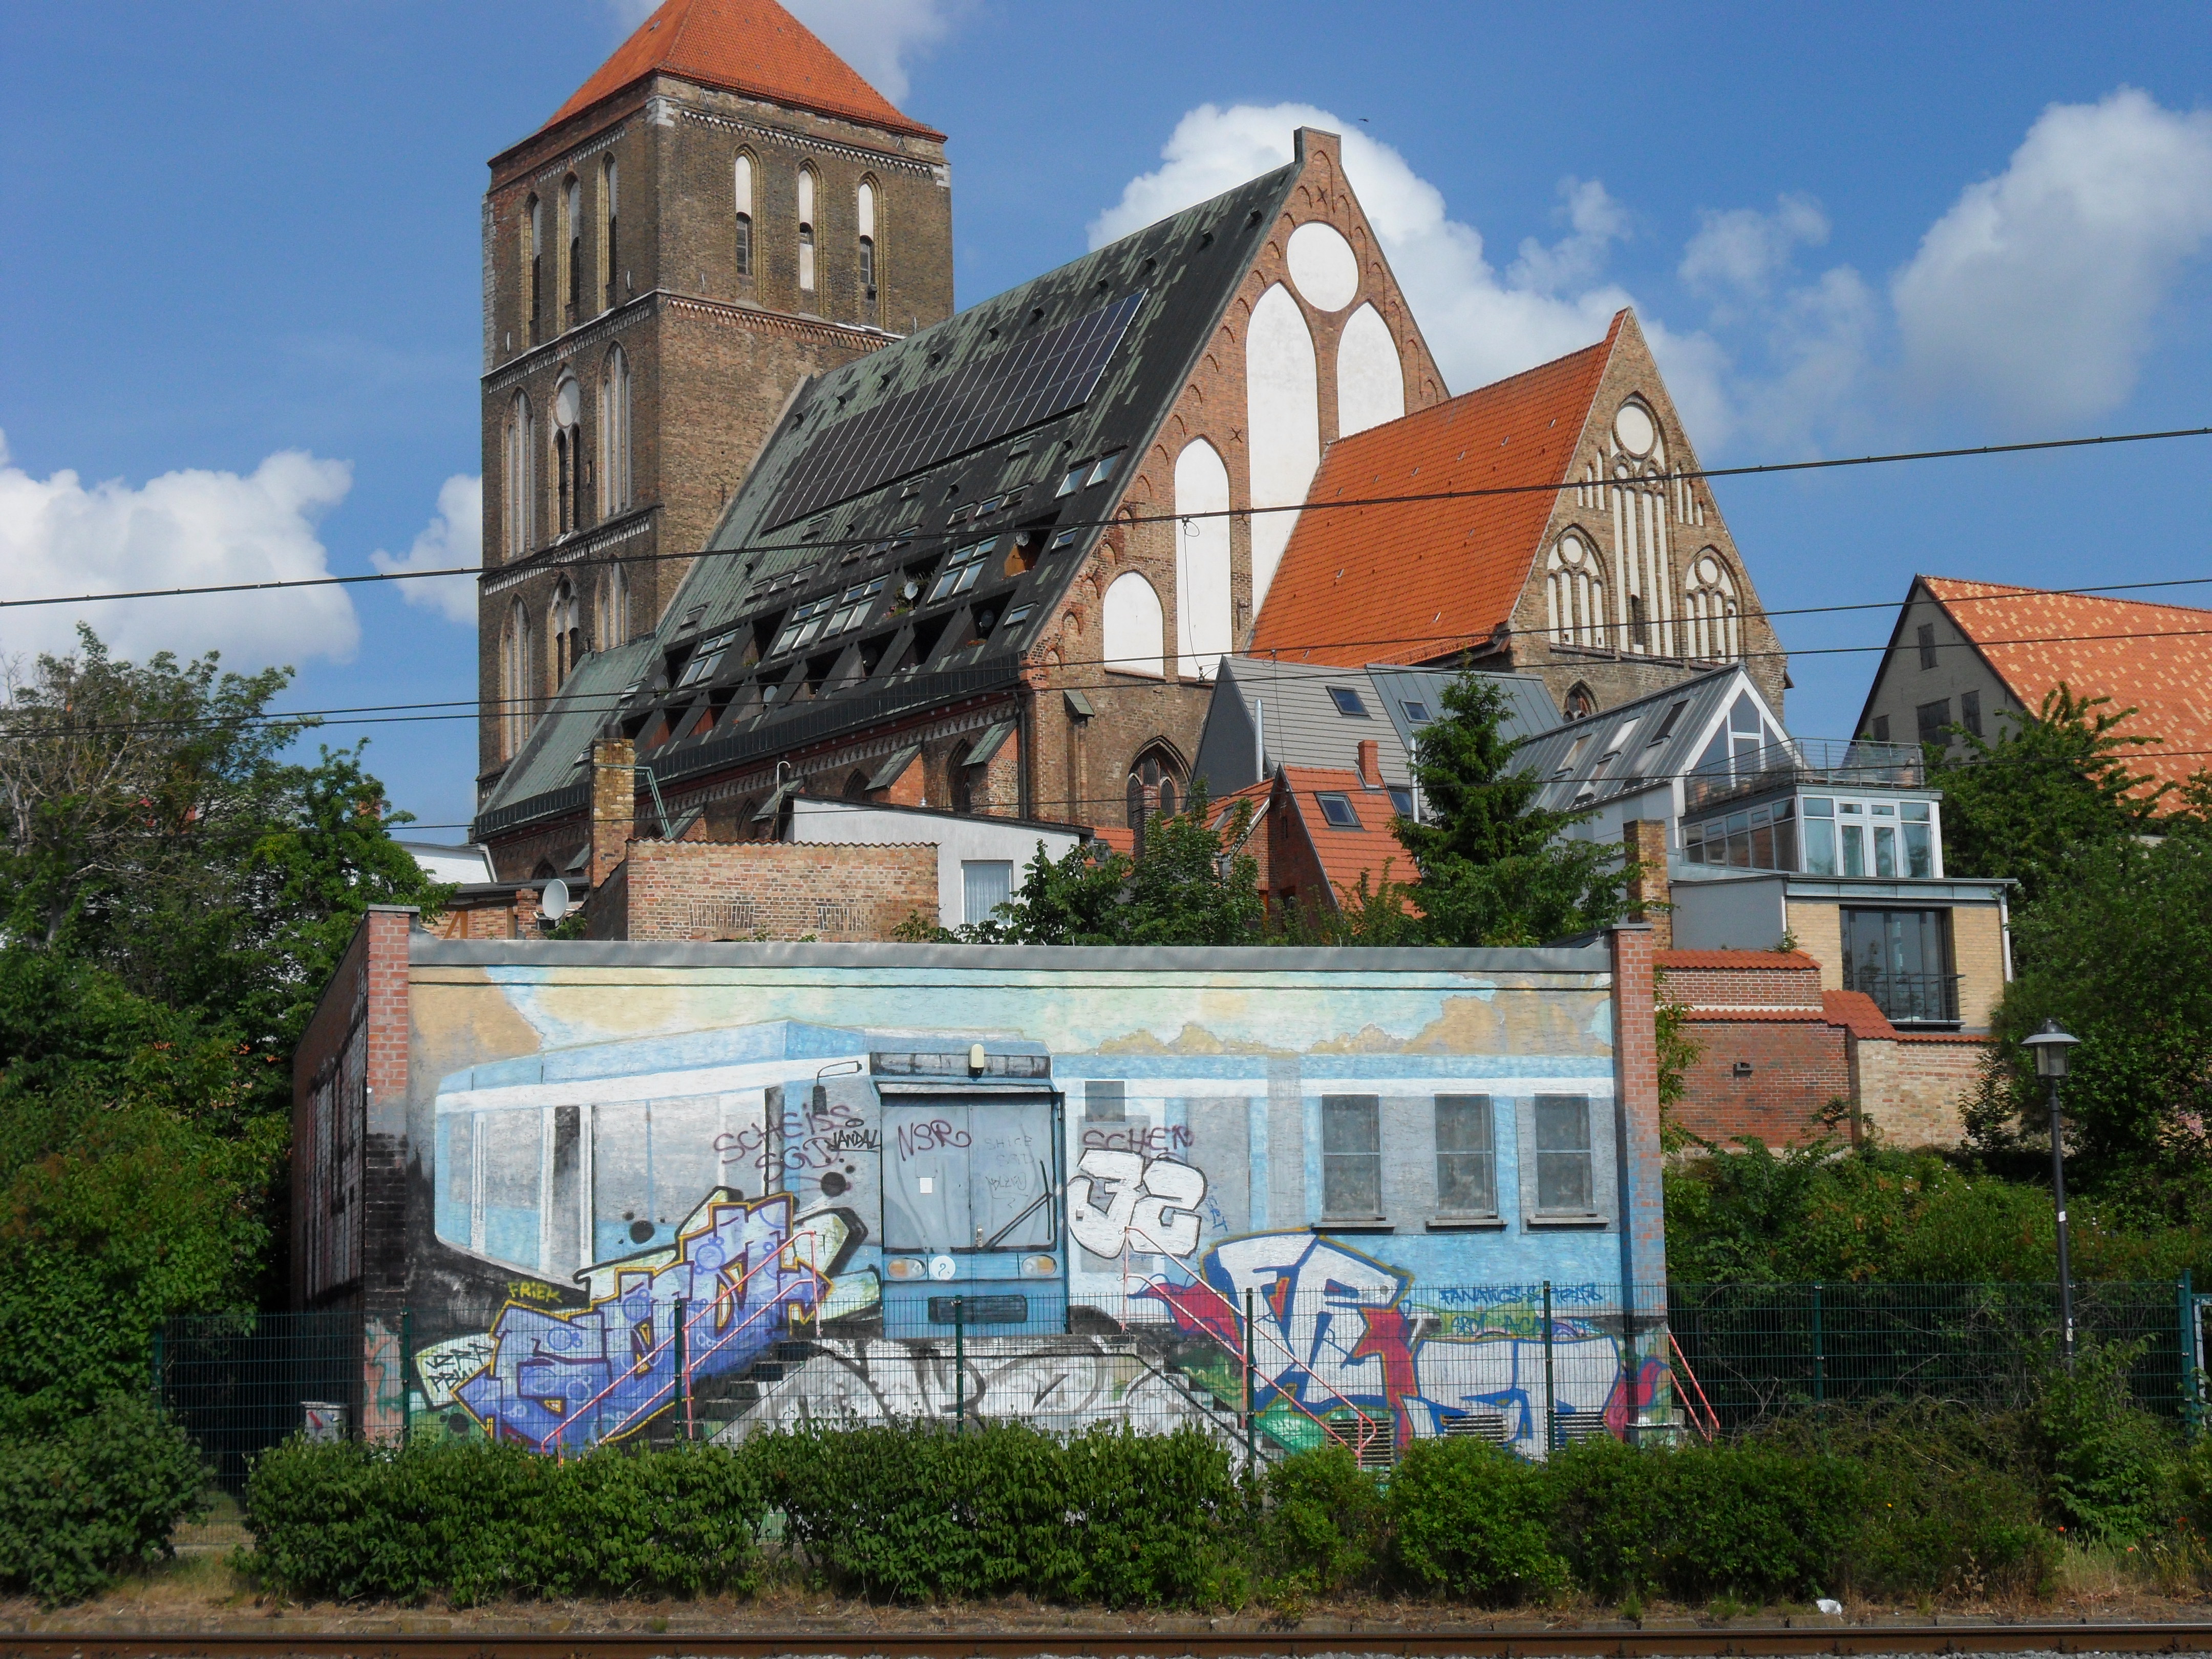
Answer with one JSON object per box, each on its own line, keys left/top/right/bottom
{"left": 874, "top": 1053, "right": 1065, "bottom": 1337}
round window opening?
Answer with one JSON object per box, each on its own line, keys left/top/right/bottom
{"left": 1613, "top": 401, "right": 1656, "bottom": 458}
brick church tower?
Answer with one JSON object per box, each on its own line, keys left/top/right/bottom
{"left": 476, "top": 0, "right": 952, "bottom": 807}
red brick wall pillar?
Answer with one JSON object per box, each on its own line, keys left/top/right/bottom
{"left": 591, "top": 736, "right": 637, "bottom": 889}
{"left": 1610, "top": 922, "right": 1666, "bottom": 1292}
{"left": 1624, "top": 820, "right": 1671, "bottom": 950}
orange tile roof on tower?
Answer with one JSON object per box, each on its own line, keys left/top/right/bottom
{"left": 1248, "top": 313, "right": 1623, "bottom": 668}
{"left": 1920, "top": 576, "right": 2212, "bottom": 793}
{"left": 544, "top": 0, "right": 942, "bottom": 140}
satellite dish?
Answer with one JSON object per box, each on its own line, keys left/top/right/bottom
{"left": 540, "top": 878, "right": 570, "bottom": 924}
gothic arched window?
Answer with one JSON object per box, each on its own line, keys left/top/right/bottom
{"left": 601, "top": 154, "right": 619, "bottom": 310}
{"left": 550, "top": 580, "right": 583, "bottom": 688}
{"left": 1546, "top": 529, "right": 1606, "bottom": 648}
{"left": 796, "top": 165, "right": 817, "bottom": 292}
{"left": 1124, "top": 743, "right": 1184, "bottom": 853}
{"left": 733, "top": 152, "right": 754, "bottom": 278}
{"left": 1684, "top": 549, "right": 1742, "bottom": 662}
{"left": 595, "top": 562, "right": 630, "bottom": 651}
{"left": 1563, "top": 683, "right": 1598, "bottom": 721}
{"left": 503, "top": 392, "right": 535, "bottom": 559}
{"left": 599, "top": 346, "right": 631, "bottom": 518}
{"left": 499, "top": 599, "right": 534, "bottom": 758}
{"left": 856, "top": 178, "right": 878, "bottom": 316}
{"left": 562, "top": 175, "right": 582, "bottom": 330}
{"left": 552, "top": 374, "right": 582, "bottom": 534}
{"left": 525, "top": 195, "right": 544, "bottom": 344}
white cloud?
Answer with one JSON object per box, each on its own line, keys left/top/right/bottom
{"left": 1892, "top": 87, "right": 2212, "bottom": 424}
{"left": 370, "top": 475, "right": 481, "bottom": 627}
{"left": 0, "top": 432, "right": 357, "bottom": 669}
{"left": 1681, "top": 194, "right": 1830, "bottom": 301}
{"left": 1508, "top": 178, "right": 1631, "bottom": 295}
{"left": 1088, "top": 103, "right": 1732, "bottom": 441}
{"left": 605, "top": 0, "right": 964, "bottom": 103}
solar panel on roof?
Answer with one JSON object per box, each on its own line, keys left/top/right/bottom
{"left": 763, "top": 290, "right": 1146, "bottom": 529}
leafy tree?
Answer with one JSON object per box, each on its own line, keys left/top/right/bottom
{"left": 1966, "top": 815, "right": 2212, "bottom": 1173}
{"left": 967, "top": 784, "right": 1266, "bottom": 946}
{"left": 1395, "top": 668, "right": 1628, "bottom": 946}
{"left": 1927, "top": 685, "right": 2165, "bottom": 908}
{"left": 0, "top": 627, "right": 450, "bottom": 1072}
{"left": 1663, "top": 1136, "right": 2210, "bottom": 1284}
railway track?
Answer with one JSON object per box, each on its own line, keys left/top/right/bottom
{"left": 7, "top": 1626, "right": 2212, "bottom": 1659}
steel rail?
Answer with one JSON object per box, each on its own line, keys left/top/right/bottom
{"left": 8, "top": 1623, "right": 2212, "bottom": 1659}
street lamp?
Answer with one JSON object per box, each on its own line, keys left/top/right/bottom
{"left": 2024, "top": 1019, "right": 2082, "bottom": 1368}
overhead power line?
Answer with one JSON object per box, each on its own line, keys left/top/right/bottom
{"left": 3, "top": 421, "right": 2210, "bottom": 612}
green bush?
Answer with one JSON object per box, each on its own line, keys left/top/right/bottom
{"left": 1261, "top": 1444, "right": 1386, "bottom": 1595}
{"left": 758, "top": 1419, "right": 1241, "bottom": 1606}
{"left": 1546, "top": 1436, "right": 1861, "bottom": 1603}
{"left": 2033, "top": 1341, "right": 2180, "bottom": 1544}
{"left": 244, "top": 1436, "right": 762, "bottom": 1605}
{"left": 0, "top": 1394, "right": 208, "bottom": 1605}
{"left": 1389, "top": 1436, "right": 1566, "bottom": 1604}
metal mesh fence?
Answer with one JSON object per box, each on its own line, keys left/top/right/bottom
{"left": 156, "top": 1280, "right": 2203, "bottom": 1473}
{"left": 156, "top": 1310, "right": 365, "bottom": 1494}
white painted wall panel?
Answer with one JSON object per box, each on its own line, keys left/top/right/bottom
{"left": 1336, "top": 303, "right": 1404, "bottom": 438}
{"left": 1245, "top": 284, "right": 1320, "bottom": 616}
{"left": 1173, "top": 439, "right": 1233, "bottom": 680}
{"left": 1102, "top": 570, "right": 1166, "bottom": 679}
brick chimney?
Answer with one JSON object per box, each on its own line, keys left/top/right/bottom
{"left": 1623, "top": 819, "right": 1672, "bottom": 950}
{"left": 1356, "top": 738, "right": 1382, "bottom": 789}
{"left": 590, "top": 736, "right": 637, "bottom": 889}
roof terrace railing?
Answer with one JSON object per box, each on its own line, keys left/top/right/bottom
{"left": 1684, "top": 737, "right": 1923, "bottom": 814}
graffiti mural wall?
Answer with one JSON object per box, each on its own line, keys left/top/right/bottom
{"left": 364, "top": 938, "right": 1665, "bottom": 1453}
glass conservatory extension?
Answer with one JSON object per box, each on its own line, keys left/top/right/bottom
{"left": 1681, "top": 792, "right": 1942, "bottom": 879}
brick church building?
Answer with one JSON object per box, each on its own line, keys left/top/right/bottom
{"left": 472, "top": 0, "right": 1780, "bottom": 875}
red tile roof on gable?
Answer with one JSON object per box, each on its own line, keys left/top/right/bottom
{"left": 1278, "top": 765, "right": 1415, "bottom": 906}
{"left": 1921, "top": 576, "right": 2212, "bottom": 793}
{"left": 544, "top": 0, "right": 942, "bottom": 140}
{"left": 1821, "top": 989, "right": 1899, "bottom": 1041}
{"left": 1248, "top": 314, "right": 1623, "bottom": 668}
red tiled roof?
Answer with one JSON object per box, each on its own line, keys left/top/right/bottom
{"left": 543, "top": 0, "right": 941, "bottom": 140}
{"left": 1279, "top": 765, "right": 1415, "bottom": 907}
{"left": 1090, "top": 825, "right": 1136, "bottom": 858}
{"left": 1820, "top": 990, "right": 1898, "bottom": 1041}
{"left": 1657, "top": 949, "right": 1819, "bottom": 971}
{"left": 1921, "top": 576, "right": 2212, "bottom": 794}
{"left": 1248, "top": 313, "right": 1624, "bottom": 667}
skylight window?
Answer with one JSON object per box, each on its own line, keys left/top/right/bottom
{"left": 676, "top": 627, "right": 741, "bottom": 687}
{"left": 979, "top": 494, "right": 1006, "bottom": 516}
{"left": 926, "top": 538, "right": 996, "bottom": 603}
{"left": 1388, "top": 786, "right": 1414, "bottom": 817}
{"left": 997, "top": 603, "right": 1033, "bottom": 632}
{"left": 769, "top": 595, "right": 838, "bottom": 656}
{"left": 947, "top": 502, "right": 976, "bottom": 524}
{"left": 1401, "top": 700, "right": 1431, "bottom": 724}
{"left": 1087, "top": 452, "right": 1123, "bottom": 486}
{"left": 1315, "top": 792, "right": 1361, "bottom": 829}
{"left": 1649, "top": 699, "right": 1688, "bottom": 746}
{"left": 1049, "top": 528, "right": 1079, "bottom": 551}
{"left": 1056, "top": 463, "right": 1089, "bottom": 497}
{"left": 1554, "top": 734, "right": 1592, "bottom": 778}
{"left": 824, "top": 577, "right": 887, "bottom": 637}
{"left": 1327, "top": 686, "right": 1370, "bottom": 717}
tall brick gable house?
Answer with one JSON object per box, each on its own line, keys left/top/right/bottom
{"left": 477, "top": 0, "right": 953, "bottom": 817}
{"left": 477, "top": 123, "right": 1445, "bottom": 870}
{"left": 1247, "top": 310, "right": 1786, "bottom": 725}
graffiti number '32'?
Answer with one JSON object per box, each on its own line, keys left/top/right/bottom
{"left": 1067, "top": 1150, "right": 1207, "bottom": 1258}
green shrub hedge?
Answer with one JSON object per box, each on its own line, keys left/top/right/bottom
{"left": 0, "top": 1394, "right": 208, "bottom": 1606}
{"left": 236, "top": 1406, "right": 2161, "bottom": 1609}
{"left": 245, "top": 1437, "right": 764, "bottom": 1606}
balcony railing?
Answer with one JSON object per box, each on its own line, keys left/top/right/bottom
{"left": 1852, "top": 969, "right": 1961, "bottom": 1027}
{"left": 1685, "top": 737, "right": 1923, "bottom": 814}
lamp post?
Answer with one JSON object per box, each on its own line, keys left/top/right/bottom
{"left": 2024, "top": 1019, "right": 2082, "bottom": 1368}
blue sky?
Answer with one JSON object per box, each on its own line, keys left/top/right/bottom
{"left": 3, "top": 1, "right": 2210, "bottom": 835}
